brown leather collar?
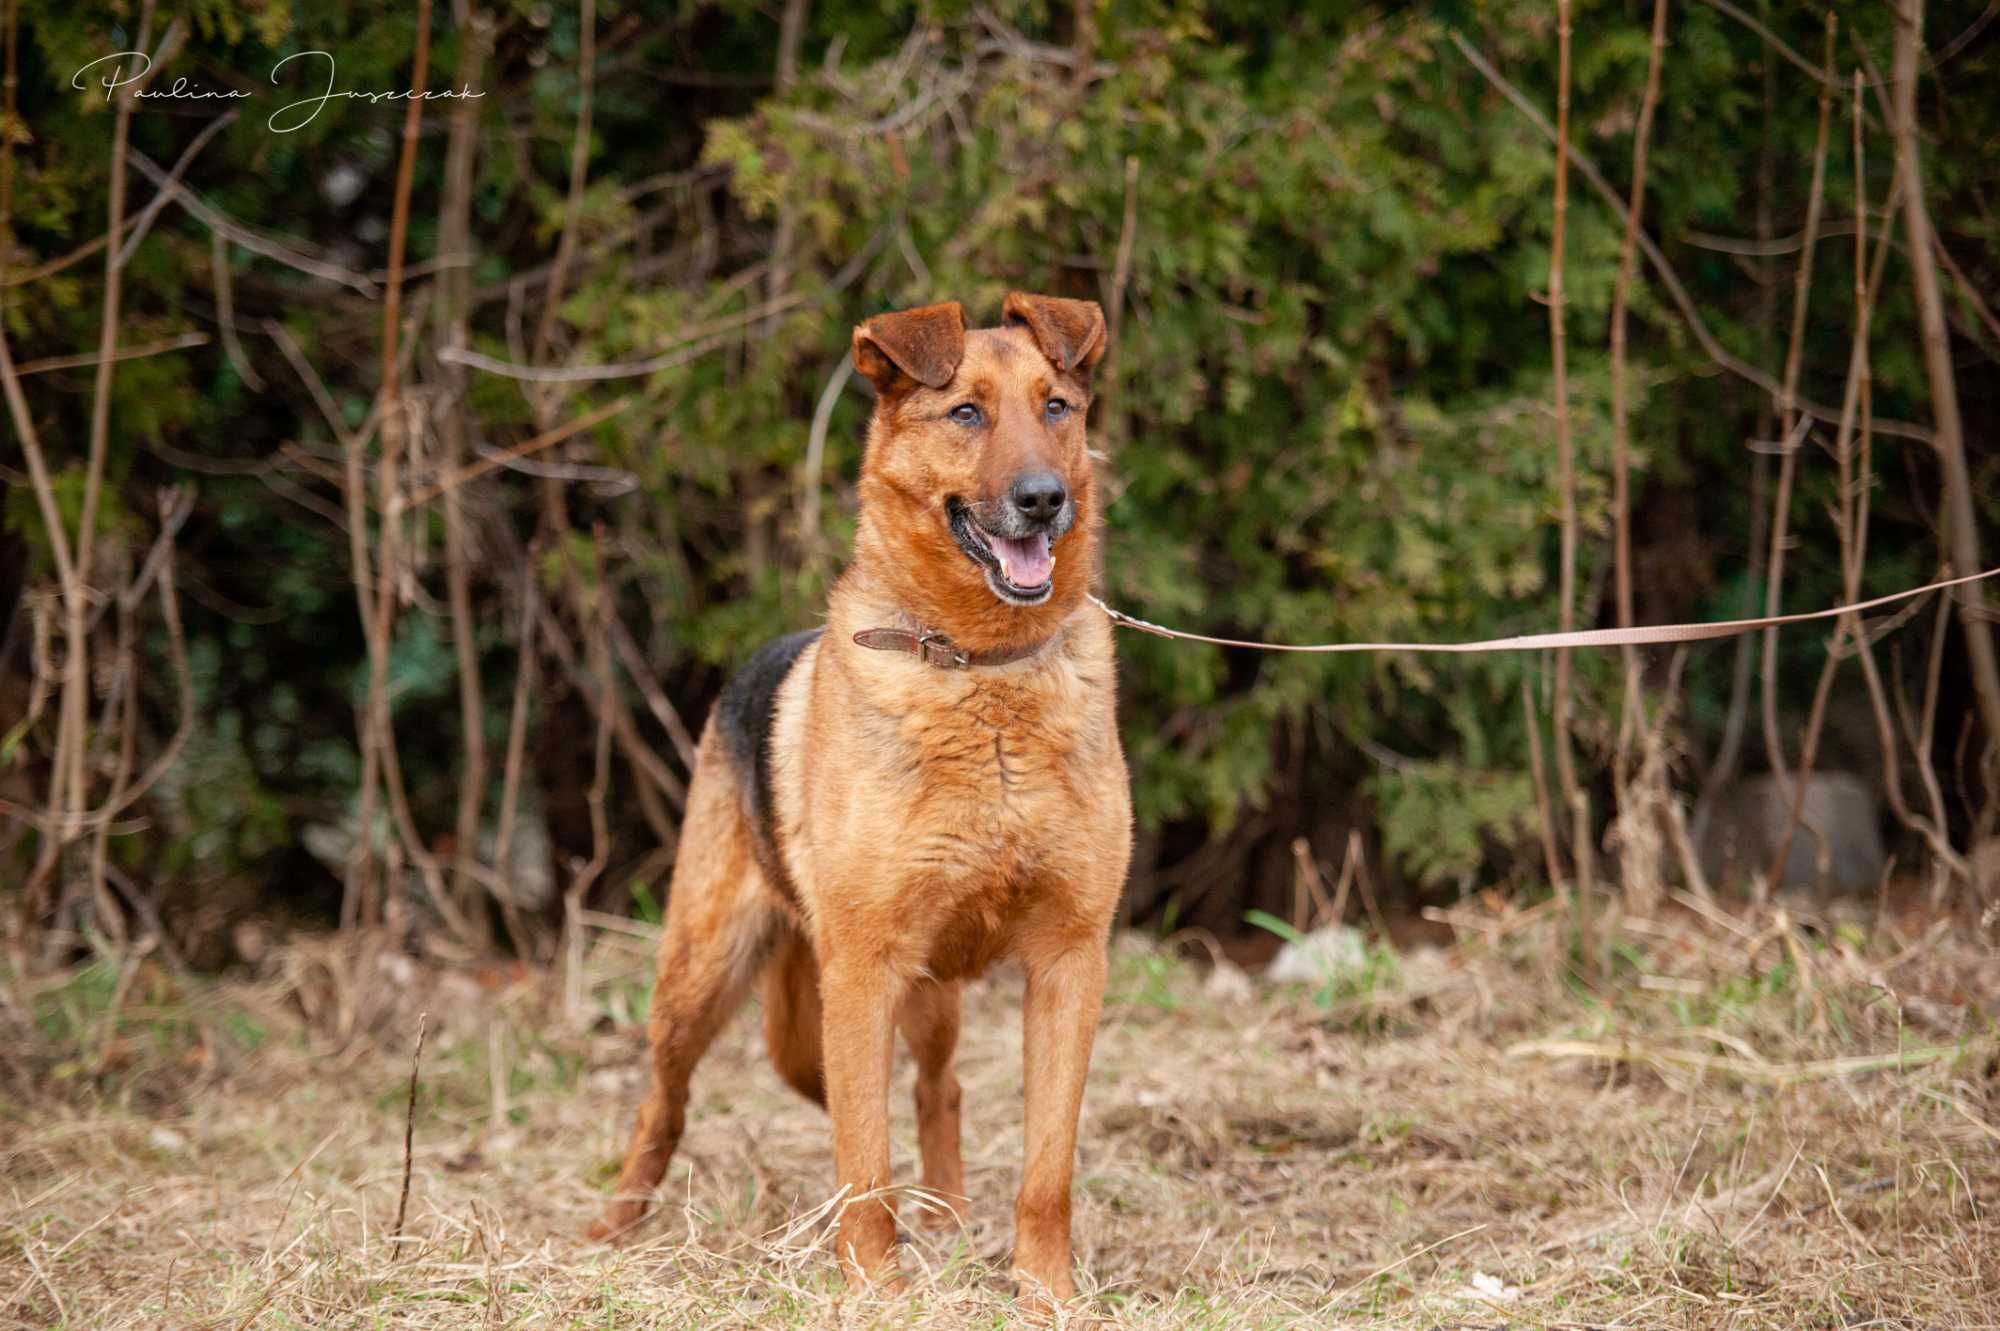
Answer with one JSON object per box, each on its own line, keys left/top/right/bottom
{"left": 851, "top": 625, "right": 1057, "bottom": 670}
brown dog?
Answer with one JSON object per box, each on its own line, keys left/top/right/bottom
{"left": 589, "top": 293, "right": 1132, "bottom": 1308}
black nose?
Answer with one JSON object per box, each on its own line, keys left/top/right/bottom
{"left": 1010, "top": 470, "right": 1067, "bottom": 524}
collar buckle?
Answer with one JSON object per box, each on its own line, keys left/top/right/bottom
{"left": 916, "top": 630, "right": 970, "bottom": 669}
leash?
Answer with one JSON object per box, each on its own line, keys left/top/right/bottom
{"left": 1088, "top": 566, "right": 2000, "bottom": 655}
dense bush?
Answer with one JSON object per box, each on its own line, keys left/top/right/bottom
{"left": 3, "top": 0, "right": 1996, "bottom": 950}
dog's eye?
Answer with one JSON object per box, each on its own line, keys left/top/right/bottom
{"left": 949, "top": 403, "right": 983, "bottom": 426}
{"left": 1045, "top": 398, "right": 1070, "bottom": 420}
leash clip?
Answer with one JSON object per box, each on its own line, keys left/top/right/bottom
{"left": 1087, "top": 594, "right": 1177, "bottom": 640}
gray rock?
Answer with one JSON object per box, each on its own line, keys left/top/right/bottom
{"left": 1201, "top": 960, "right": 1256, "bottom": 1005}
{"left": 1263, "top": 925, "right": 1368, "bottom": 985}
{"left": 1697, "top": 772, "right": 1885, "bottom": 895}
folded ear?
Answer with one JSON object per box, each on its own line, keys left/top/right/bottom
{"left": 1002, "top": 291, "right": 1107, "bottom": 378}
{"left": 851, "top": 300, "right": 966, "bottom": 394}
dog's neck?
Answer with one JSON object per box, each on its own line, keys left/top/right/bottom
{"left": 836, "top": 561, "right": 1073, "bottom": 669}
{"left": 843, "top": 498, "right": 1092, "bottom": 658}
{"left": 849, "top": 622, "right": 1061, "bottom": 671}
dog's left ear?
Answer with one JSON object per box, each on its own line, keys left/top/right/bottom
{"left": 1002, "top": 291, "right": 1107, "bottom": 379}
{"left": 852, "top": 300, "right": 966, "bottom": 394}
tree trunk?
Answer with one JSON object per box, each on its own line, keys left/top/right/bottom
{"left": 1890, "top": 0, "right": 2000, "bottom": 758}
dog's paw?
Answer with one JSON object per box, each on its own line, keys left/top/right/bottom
{"left": 910, "top": 1196, "right": 967, "bottom": 1233}
{"left": 1013, "top": 1272, "right": 1083, "bottom": 1325}
{"left": 1012, "top": 1292, "right": 1079, "bottom": 1326}
{"left": 584, "top": 1202, "right": 644, "bottom": 1243}
{"left": 836, "top": 1266, "right": 910, "bottom": 1301}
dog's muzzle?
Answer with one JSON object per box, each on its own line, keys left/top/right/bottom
{"left": 948, "top": 480, "right": 1074, "bottom": 606}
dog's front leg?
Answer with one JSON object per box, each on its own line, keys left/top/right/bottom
{"left": 1014, "top": 940, "right": 1108, "bottom": 1309}
{"left": 820, "top": 951, "right": 902, "bottom": 1290}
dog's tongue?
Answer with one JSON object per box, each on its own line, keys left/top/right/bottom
{"left": 991, "top": 531, "right": 1054, "bottom": 588}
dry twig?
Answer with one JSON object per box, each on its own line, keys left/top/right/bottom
{"left": 1506, "top": 1036, "right": 1984, "bottom": 1085}
{"left": 390, "top": 1011, "right": 430, "bottom": 1248}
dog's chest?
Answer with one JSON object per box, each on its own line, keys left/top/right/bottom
{"left": 778, "top": 634, "right": 1124, "bottom": 976}
{"left": 873, "top": 673, "right": 1107, "bottom": 973}
{"left": 899, "top": 678, "right": 1085, "bottom": 853}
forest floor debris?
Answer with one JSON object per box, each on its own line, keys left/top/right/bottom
{"left": 3, "top": 896, "right": 1997, "bottom": 1329}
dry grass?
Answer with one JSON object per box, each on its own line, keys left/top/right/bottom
{"left": 3, "top": 896, "right": 1997, "bottom": 1329}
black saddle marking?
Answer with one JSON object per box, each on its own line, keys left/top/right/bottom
{"left": 714, "top": 627, "right": 822, "bottom": 896}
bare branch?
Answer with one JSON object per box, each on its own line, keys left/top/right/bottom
{"left": 1609, "top": 0, "right": 1668, "bottom": 802}
{"left": 347, "top": 0, "right": 435, "bottom": 926}
{"left": 51, "top": 1, "right": 183, "bottom": 905}
{"left": 440, "top": 293, "right": 806, "bottom": 383}
{"left": 798, "top": 354, "right": 853, "bottom": 557}
{"left": 437, "top": 0, "right": 496, "bottom": 936}
{"left": 13, "top": 332, "right": 209, "bottom": 378}
{"left": 0, "top": 222, "right": 134, "bottom": 288}
{"left": 763, "top": 0, "right": 810, "bottom": 340}
{"left": 535, "top": 598, "right": 686, "bottom": 816}
{"left": 209, "top": 231, "right": 263, "bottom": 391}
{"left": 494, "top": 560, "right": 540, "bottom": 940}
{"left": 531, "top": 0, "right": 597, "bottom": 381}
{"left": 1546, "top": 0, "right": 1596, "bottom": 970}
{"left": 403, "top": 397, "right": 633, "bottom": 509}
{"left": 561, "top": 529, "right": 618, "bottom": 1027}
{"left": 1695, "top": 0, "right": 1880, "bottom": 90}
{"left": 1449, "top": 30, "right": 1934, "bottom": 445}
{"left": 1758, "top": 15, "right": 1837, "bottom": 789}
{"left": 605, "top": 612, "right": 700, "bottom": 772}
{"left": 1099, "top": 154, "right": 1141, "bottom": 453}
{"left": 13, "top": 489, "right": 203, "bottom": 838}
{"left": 116, "top": 110, "right": 235, "bottom": 268}
{"left": 126, "top": 149, "right": 380, "bottom": 297}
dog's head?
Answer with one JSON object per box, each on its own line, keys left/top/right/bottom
{"left": 851, "top": 293, "right": 1107, "bottom": 648}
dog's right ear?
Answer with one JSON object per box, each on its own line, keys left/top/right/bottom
{"left": 852, "top": 301, "right": 965, "bottom": 395}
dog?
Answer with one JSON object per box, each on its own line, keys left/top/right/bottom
{"left": 589, "top": 292, "right": 1132, "bottom": 1309}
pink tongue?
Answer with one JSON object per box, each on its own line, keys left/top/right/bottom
{"left": 991, "top": 532, "right": 1054, "bottom": 587}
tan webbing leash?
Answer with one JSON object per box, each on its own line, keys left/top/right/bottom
{"left": 1089, "top": 566, "right": 2000, "bottom": 655}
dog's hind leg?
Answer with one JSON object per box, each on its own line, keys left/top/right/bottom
{"left": 589, "top": 742, "right": 777, "bottom": 1241}
{"left": 760, "top": 924, "right": 825, "bottom": 1107}
{"left": 898, "top": 979, "right": 965, "bottom": 1229}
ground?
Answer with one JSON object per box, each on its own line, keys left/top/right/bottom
{"left": 4, "top": 894, "right": 1998, "bottom": 1329}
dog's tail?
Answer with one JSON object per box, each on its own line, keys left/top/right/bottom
{"left": 760, "top": 924, "right": 826, "bottom": 1107}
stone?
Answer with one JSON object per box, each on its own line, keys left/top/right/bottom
{"left": 1201, "top": 960, "right": 1255, "bottom": 1005}
{"left": 1697, "top": 771, "right": 1885, "bottom": 894}
{"left": 1263, "top": 924, "right": 1368, "bottom": 986}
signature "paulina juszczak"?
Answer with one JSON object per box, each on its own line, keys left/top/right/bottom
{"left": 72, "top": 50, "right": 483, "bottom": 133}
